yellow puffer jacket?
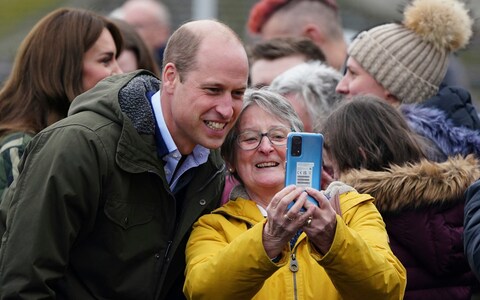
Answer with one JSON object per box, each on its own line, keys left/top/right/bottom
{"left": 184, "top": 190, "right": 406, "bottom": 300}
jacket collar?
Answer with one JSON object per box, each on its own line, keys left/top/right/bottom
{"left": 68, "top": 70, "right": 163, "bottom": 175}
{"left": 215, "top": 187, "right": 265, "bottom": 225}
{"left": 340, "top": 155, "right": 480, "bottom": 213}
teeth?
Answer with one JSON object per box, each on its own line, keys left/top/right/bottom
{"left": 205, "top": 121, "right": 225, "bottom": 130}
{"left": 256, "top": 162, "right": 279, "bottom": 168}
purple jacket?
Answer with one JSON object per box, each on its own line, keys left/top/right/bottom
{"left": 341, "top": 156, "right": 480, "bottom": 300}
{"left": 400, "top": 104, "right": 480, "bottom": 162}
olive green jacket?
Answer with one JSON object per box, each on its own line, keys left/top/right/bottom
{"left": 0, "top": 70, "right": 225, "bottom": 299}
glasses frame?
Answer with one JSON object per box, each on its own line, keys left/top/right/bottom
{"left": 236, "top": 126, "right": 293, "bottom": 151}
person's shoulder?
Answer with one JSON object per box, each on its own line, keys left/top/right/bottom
{"left": 466, "top": 180, "right": 480, "bottom": 205}
{"left": 205, "top": 148, "right": 226, "bottom": 171}
{"left": 422, "top": 85, "right": 480, "bottom": 130}
{"left": 210, "top": 197, "right": 261, "bottom": 222}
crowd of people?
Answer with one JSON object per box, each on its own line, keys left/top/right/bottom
{"left": 0, "top": 0, "right": 479, "bottom": 299}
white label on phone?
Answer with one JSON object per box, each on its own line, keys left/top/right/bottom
{"left": 295, "top": 162, "right": 314, "bottom": 187}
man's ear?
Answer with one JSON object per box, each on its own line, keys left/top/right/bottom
{"left": 162, "top": 62, "right": 178, "bottom": 94}
{"left": 302, "top": 24, "right": 325, "bottom": 44}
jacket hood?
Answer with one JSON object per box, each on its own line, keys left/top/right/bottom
{"left": 422, "top": 85, "right": 480, "bottom": 130}
{"left": 341, "top": 155, "right": 480, "bottom": 213}
{"left": 400, "top": 104, "right": 480, "bottom": 159}
{"left": 68, "top": 70, "right": 160, "bottom": 135}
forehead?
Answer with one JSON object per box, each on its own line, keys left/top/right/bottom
{"left": 250, "top": 55, "right": 306, "bottom": 87}
{"left": 86, "top": 28, "right": 116, "bottom": 53}
{"left": 347, "top": 57, "right": 369, "bottom": 73}
{"left": 187, "top": 34, "right": 249, "bottom": 84}
{"left": 238, "top": 105, "right": 289, "bottom": 130}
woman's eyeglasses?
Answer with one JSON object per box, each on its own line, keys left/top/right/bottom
{"left": 236, "top": 126, "right": 291, "bottom": 150}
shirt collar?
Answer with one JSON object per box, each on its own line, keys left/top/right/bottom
{"left": 150, "top": 91, "right": 176, "bottom": 154}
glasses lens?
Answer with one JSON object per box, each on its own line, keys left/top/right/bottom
{"left": 237, "top": 131, "right": 260, "bottom": 150}
{"left": 237, "top": 127, "right": 290, "bottom": 150}
{"left": 268, "top": 128, "right": 289, "bottom": 145}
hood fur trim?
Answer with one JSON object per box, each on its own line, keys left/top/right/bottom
{"left": 341, "top": 155, "right": 480, "bottom": 213}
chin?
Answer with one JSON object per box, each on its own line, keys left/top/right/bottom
{"left": 255, "top": 177, "right": 283, "bottom": 188}
{"left": 200, "top": 137, "right": 225, "bottom": 150}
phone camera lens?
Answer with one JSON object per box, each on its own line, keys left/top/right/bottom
{"left": 291, "top": 136, "right": 302, "bottom": 156}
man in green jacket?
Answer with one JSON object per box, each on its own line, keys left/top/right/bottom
{"left": 0, "top": 19, "right": 249, "bottom": 299}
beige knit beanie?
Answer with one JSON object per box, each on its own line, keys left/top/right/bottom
{"left": 348, "top": 0, "right": 473, "bottom": 104}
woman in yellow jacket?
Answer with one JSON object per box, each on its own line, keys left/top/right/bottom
{"left": 183, "top": 89, "right": 406, "bottom": 300}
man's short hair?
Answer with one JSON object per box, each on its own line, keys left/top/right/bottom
{"left": 248, "top": 36, "right": 325, "bottom": 63}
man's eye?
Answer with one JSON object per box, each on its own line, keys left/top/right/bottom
{"left": 232, "top": 90, "right": 245, "bottom": 99}
{"left": 206, "top": 88, "right": 221, "bottom": 93}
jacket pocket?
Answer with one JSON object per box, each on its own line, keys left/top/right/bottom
{"left": 104, "top": 200, "right": 155, "bottom": 230}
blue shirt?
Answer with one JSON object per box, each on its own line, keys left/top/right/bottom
{"left": 150, "top": 91, "right": 209, "bottom": 190}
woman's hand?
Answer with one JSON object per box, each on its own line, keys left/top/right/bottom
{"left": 263, "top": 186, "right": 315, "bottom": 259}
{"left": 302, "top": 187, "right": 338, "bottom": 254}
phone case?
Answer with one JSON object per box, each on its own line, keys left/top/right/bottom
{"left": 285, "top": 132, "right": 323, "bottom": 209}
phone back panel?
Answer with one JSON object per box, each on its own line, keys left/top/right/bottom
{"left": 285, "top": 132, "right": 323, "bottom": 206}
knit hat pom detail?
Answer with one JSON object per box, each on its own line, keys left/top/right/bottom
{"left": 404, "top": 0, "right": 473, "bottom": 52}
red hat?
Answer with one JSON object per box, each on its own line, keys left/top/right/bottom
{"left": 247, "top": 0, "right": 338, "bottom": 34}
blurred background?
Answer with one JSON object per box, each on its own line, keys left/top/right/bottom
{"left": 0, "top": 0, "right": 478, "bottom": 107}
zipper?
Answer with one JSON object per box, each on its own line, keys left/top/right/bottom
{"left": 290, "top": 250, "right": 299, "bottom": 300}
{"left": 164, "top": 240, "right": 172, "bottom": 261}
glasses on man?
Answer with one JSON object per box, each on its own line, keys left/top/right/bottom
{"left": 237, "top": 126, "right": 291, "bottom": 151}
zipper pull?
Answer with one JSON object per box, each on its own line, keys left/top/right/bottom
{"left": 289, "top": 253, "right": 299, "bottom": 272}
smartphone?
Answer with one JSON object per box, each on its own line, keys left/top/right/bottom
{"left": 285, "top": 132, "right": 323, "bottom": 209}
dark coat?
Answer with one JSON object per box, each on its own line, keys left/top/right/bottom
{"left": 342, "top": 155, "right": 480, "bottom": 300}
{"left": 464, "top": 180, "right": 480, "bottom": 282}
{"left": 422, "top": 85, "right": 480, "bottom": 130}
{"left": 0, "top": 71, "right": 225, "bottom": 299}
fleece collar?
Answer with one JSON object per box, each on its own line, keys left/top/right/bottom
{"left": 341, "top": 155, "right": 480, "bottom": 213}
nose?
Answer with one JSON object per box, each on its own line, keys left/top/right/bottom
{"left": 257, "top": 135, "right": 274, "bottom": 153}
{"left": 335, "top": 77, "right": 348, "bottom": 95}
{"left": 216, "top": 95, "right": 234, "bottom": 119}
{"left": 111, "top": 60, "right": 123, "bottom": 75}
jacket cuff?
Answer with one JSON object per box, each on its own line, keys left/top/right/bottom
{"left": 308, "top": 214, "right": 344, "bottom": 262}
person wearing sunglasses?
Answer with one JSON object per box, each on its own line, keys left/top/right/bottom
{"left": 183, "top": 88, "right": 406, "bottom": 299}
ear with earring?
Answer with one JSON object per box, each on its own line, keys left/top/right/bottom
{"left": 227, "top": 167, "right": 235, "bottom": 174}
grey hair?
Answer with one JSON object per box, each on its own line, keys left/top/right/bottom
{"left": 270, "top": 61, "right": 344, "bottom": 132}
{"left": 241, "top": 88, "right": 303, "bottom": 132}
{"left": 221, "top": 88, "right": 303, "bottom": 181}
